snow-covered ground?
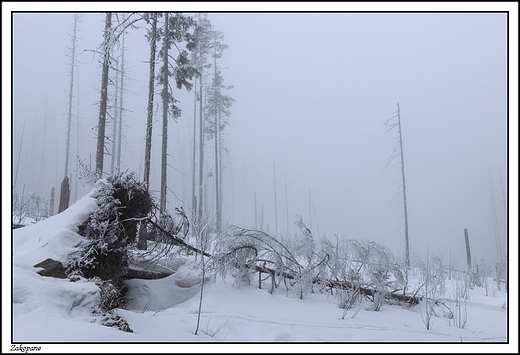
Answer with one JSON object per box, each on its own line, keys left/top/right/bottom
{"left": 6, "top": 191, "right": 516, "bottom": 353}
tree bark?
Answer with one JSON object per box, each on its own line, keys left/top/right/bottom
{"left": 95, "top": 12, "right": 112, "bottom": 179}
{"left": 213, "top": 43, "right": 221, "bottom": 232}
{"left": 191, "top": 79, "right": 197, "bottom": 221}
{"left": 116, "top": 31, "right": 125, "bottom": 174}
{"left": 197, "top": 74, "right": 204, "bottom": 229}
{"left": 64, "top": 14, "right": 78, "bottom": 179}
{"left": 58, "top": 176, "right": 70, "bottom": 213}
{"left": 110, "top": 58, "right": 119, "bottom": 176}
{"left": 397, "top": 103, "right": 410, "bottom": 268}
{"left": 49, "top": 186, "right": 55, "bottom": 217}
{"left": 160, "top": 12, "right": 169, "bottom": 213}
{"left": 143, "top": 13, "right": 157, "bottom": 187}
{"left": 464, "top": 228, "right": 472, "bottom": 271}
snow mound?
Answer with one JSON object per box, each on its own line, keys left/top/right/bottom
{"left": 124, "top": 262, "right": 203, "bottom": 312}
{"left": 13, "top": 192, "right": 98, "bottom": 267}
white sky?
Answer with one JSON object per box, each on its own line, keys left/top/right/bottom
{"left": 4, "top": 3, "right": 518, "bottom": 267}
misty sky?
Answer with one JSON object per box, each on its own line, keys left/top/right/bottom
{"left": 5, "top": 3, "right": 517, "bottom": 267}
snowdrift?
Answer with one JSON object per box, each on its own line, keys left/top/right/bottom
{"left": 9, "top": 187, "right": 511, "bottom": 351}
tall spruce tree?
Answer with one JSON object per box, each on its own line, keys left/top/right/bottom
{"left": 205, "top": 29, "right": 234, "bottom": 232}
{"left": 190, "top": 13, "right": 213, "bottom": 234}
{"left": 156, "top": 13, "right": 198, "bottom": 213}
{"left": 143, "top": 12, "right": 158, "bottom": 188}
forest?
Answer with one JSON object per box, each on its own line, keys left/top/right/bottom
{"left": 10, "top": 11, "right": 511, "bottom": 346}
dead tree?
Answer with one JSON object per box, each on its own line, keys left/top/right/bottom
{"left": 464, "top": 228, "right": 472, "bottom": 271}
{"left": 384, "top": 103, "right": 410, "bottom": 267}
{"left": 60, "top": 14, "right": 80, "bottom": 212}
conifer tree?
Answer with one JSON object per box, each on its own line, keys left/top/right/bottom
{"left": 157, "top": 13, "right": 198, "bottom": 214}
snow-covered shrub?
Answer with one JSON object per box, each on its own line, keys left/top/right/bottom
{"left": 87, "top": 276, "right": 132, "bottom": 333}
{"left": 348, "top": 239, "right": 398, "bottom": 311}
{"left": 446, "top": 277, "right": 469, "bottom": 329}
{"left": 391, "top": 258, "right": 410, "bottom": 305}
{"left": 213, "top": 241, "right": 258, "bottom": 288}
{"left": 287, "top": 266, "right": 314, "bottom": 299}
{"left": 97, "top": 311, "right": 133, "bottom": 333}
{"left": 415, "top": 253, "right": 448, "bottom": 330}
{"left": 495, "top": 258, "right": 507, "bottom": 292}
{"left": 232, "top": 256, "right": 255, "bottom": 288}
{"left": 281, "top": 217, "right": 330, "bottom": 299}
{"left": 368, "top": 259, "right": 391, "bottom": 311}
{"left": 418, "top": 253, "right": 447, "bottom": 301}
{"left": 12, "top": 188, "right": 51, "bottom": 224}
{"left": 318, "top": 236, "right": 341, "bottom": 289}
{"left": 294, "top": 215, "right": 315, "bottom": 265}
{"left": 208, "top": 226, "right": 301, "bottom": 294}
{"left": 336, "top": 287, "right": 360, "bottom": 311}
{"left": 95, "top": 277, "right": 125, "bottom": 311}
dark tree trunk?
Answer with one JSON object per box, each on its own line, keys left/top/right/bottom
{"left": 160, "top": 12, "right": 169, "bottom": 213}
{"left": 49, "top": 186, "right": 55, "bottom": 216}
{"left": 143, "top": 13, "right": 157, "bottom": 187}
{"left": 464, "top": 228, "right": 472, "bottom": 271}
{"left": 58, "top": 176, "right": 70, "bottom": 213}
{"left": 95, "top": 12, "right": 112, "bottom": 178}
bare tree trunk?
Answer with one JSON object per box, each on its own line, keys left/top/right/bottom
{"left": 138, "top": 18, "right": 156, "bottom": 252}
{"left": 213, "top": 46, "right": 221, "bottom": 232}
{"left": 489, "top": 176, "right": 502, "bottom": 261}
{"left": 95, "top": 12, "right": 112, "bottom": 179}
{"left": 111, "top": 58, "right": 119, "bottom": 176}
{"left": 214, "top": 115, "right": 220, "bottom": 231}
{"left": 192, "top": 79, "right": 198, "bottom": 221}
{"left": 14, "top": 116, "right": 26, "bottom": 191}
{"left": 260, "top": 204, "right": 264, "bottom": 231}
{"left": 214, "top": 121, "right": 220, "bottom": 230}
{"left": 58, "top": 176, "right": 70, "bottom": 213}
{"left": 464, "top": 228, "right": 472, "bottom": 271}
{"left": 197, "top": 75, "right": 205, "bottom": 229}
{"left": 143, "top": 13, "right": 157, "bottom": 187}
{"left": 285, "top": 174, "right": 289, "bottom": 234}
{"left": 49, "top": 187, "right": 55, "bottom": 217}
{"left": 308, "top": 188, "right": 312, "bottom": 231}
{"left": 254, "top": 192, "right": 258, "bottom": 230}
{"left": 40, "top": 97, "right": 48, "bottom": 195}
{"left": 396, "top": 103, "right": 410, "bottom": 267}
{"left": 116, "top": 32, "right": 125, "bottom": 173}
{"left": 195, "top": 228, "right": 206, "bottom": 335}
{"left": 218, "top": 109, "right": 223, "bottom": 229}
{"left": 160, "top": 12, "right": 169, "bottom": 214}
{"left": 273, "top": 162, "right": 278, "bottom": 232}
{"left": 64, "top": 14, "right": 78, "bottom": 180}
{"left": 74, "top": 69, "right": 81, "bottom": 201}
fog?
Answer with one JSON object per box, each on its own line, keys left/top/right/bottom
{"left": 6, "top": 5, "right": 514, "bottom": 268}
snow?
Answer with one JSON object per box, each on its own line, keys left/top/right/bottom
{"left": 5, "top": 191, "right": 517, "bottom": 353}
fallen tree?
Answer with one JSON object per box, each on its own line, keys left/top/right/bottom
{"left": 145, "top": 222, "right": 421, "bottom": 306}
